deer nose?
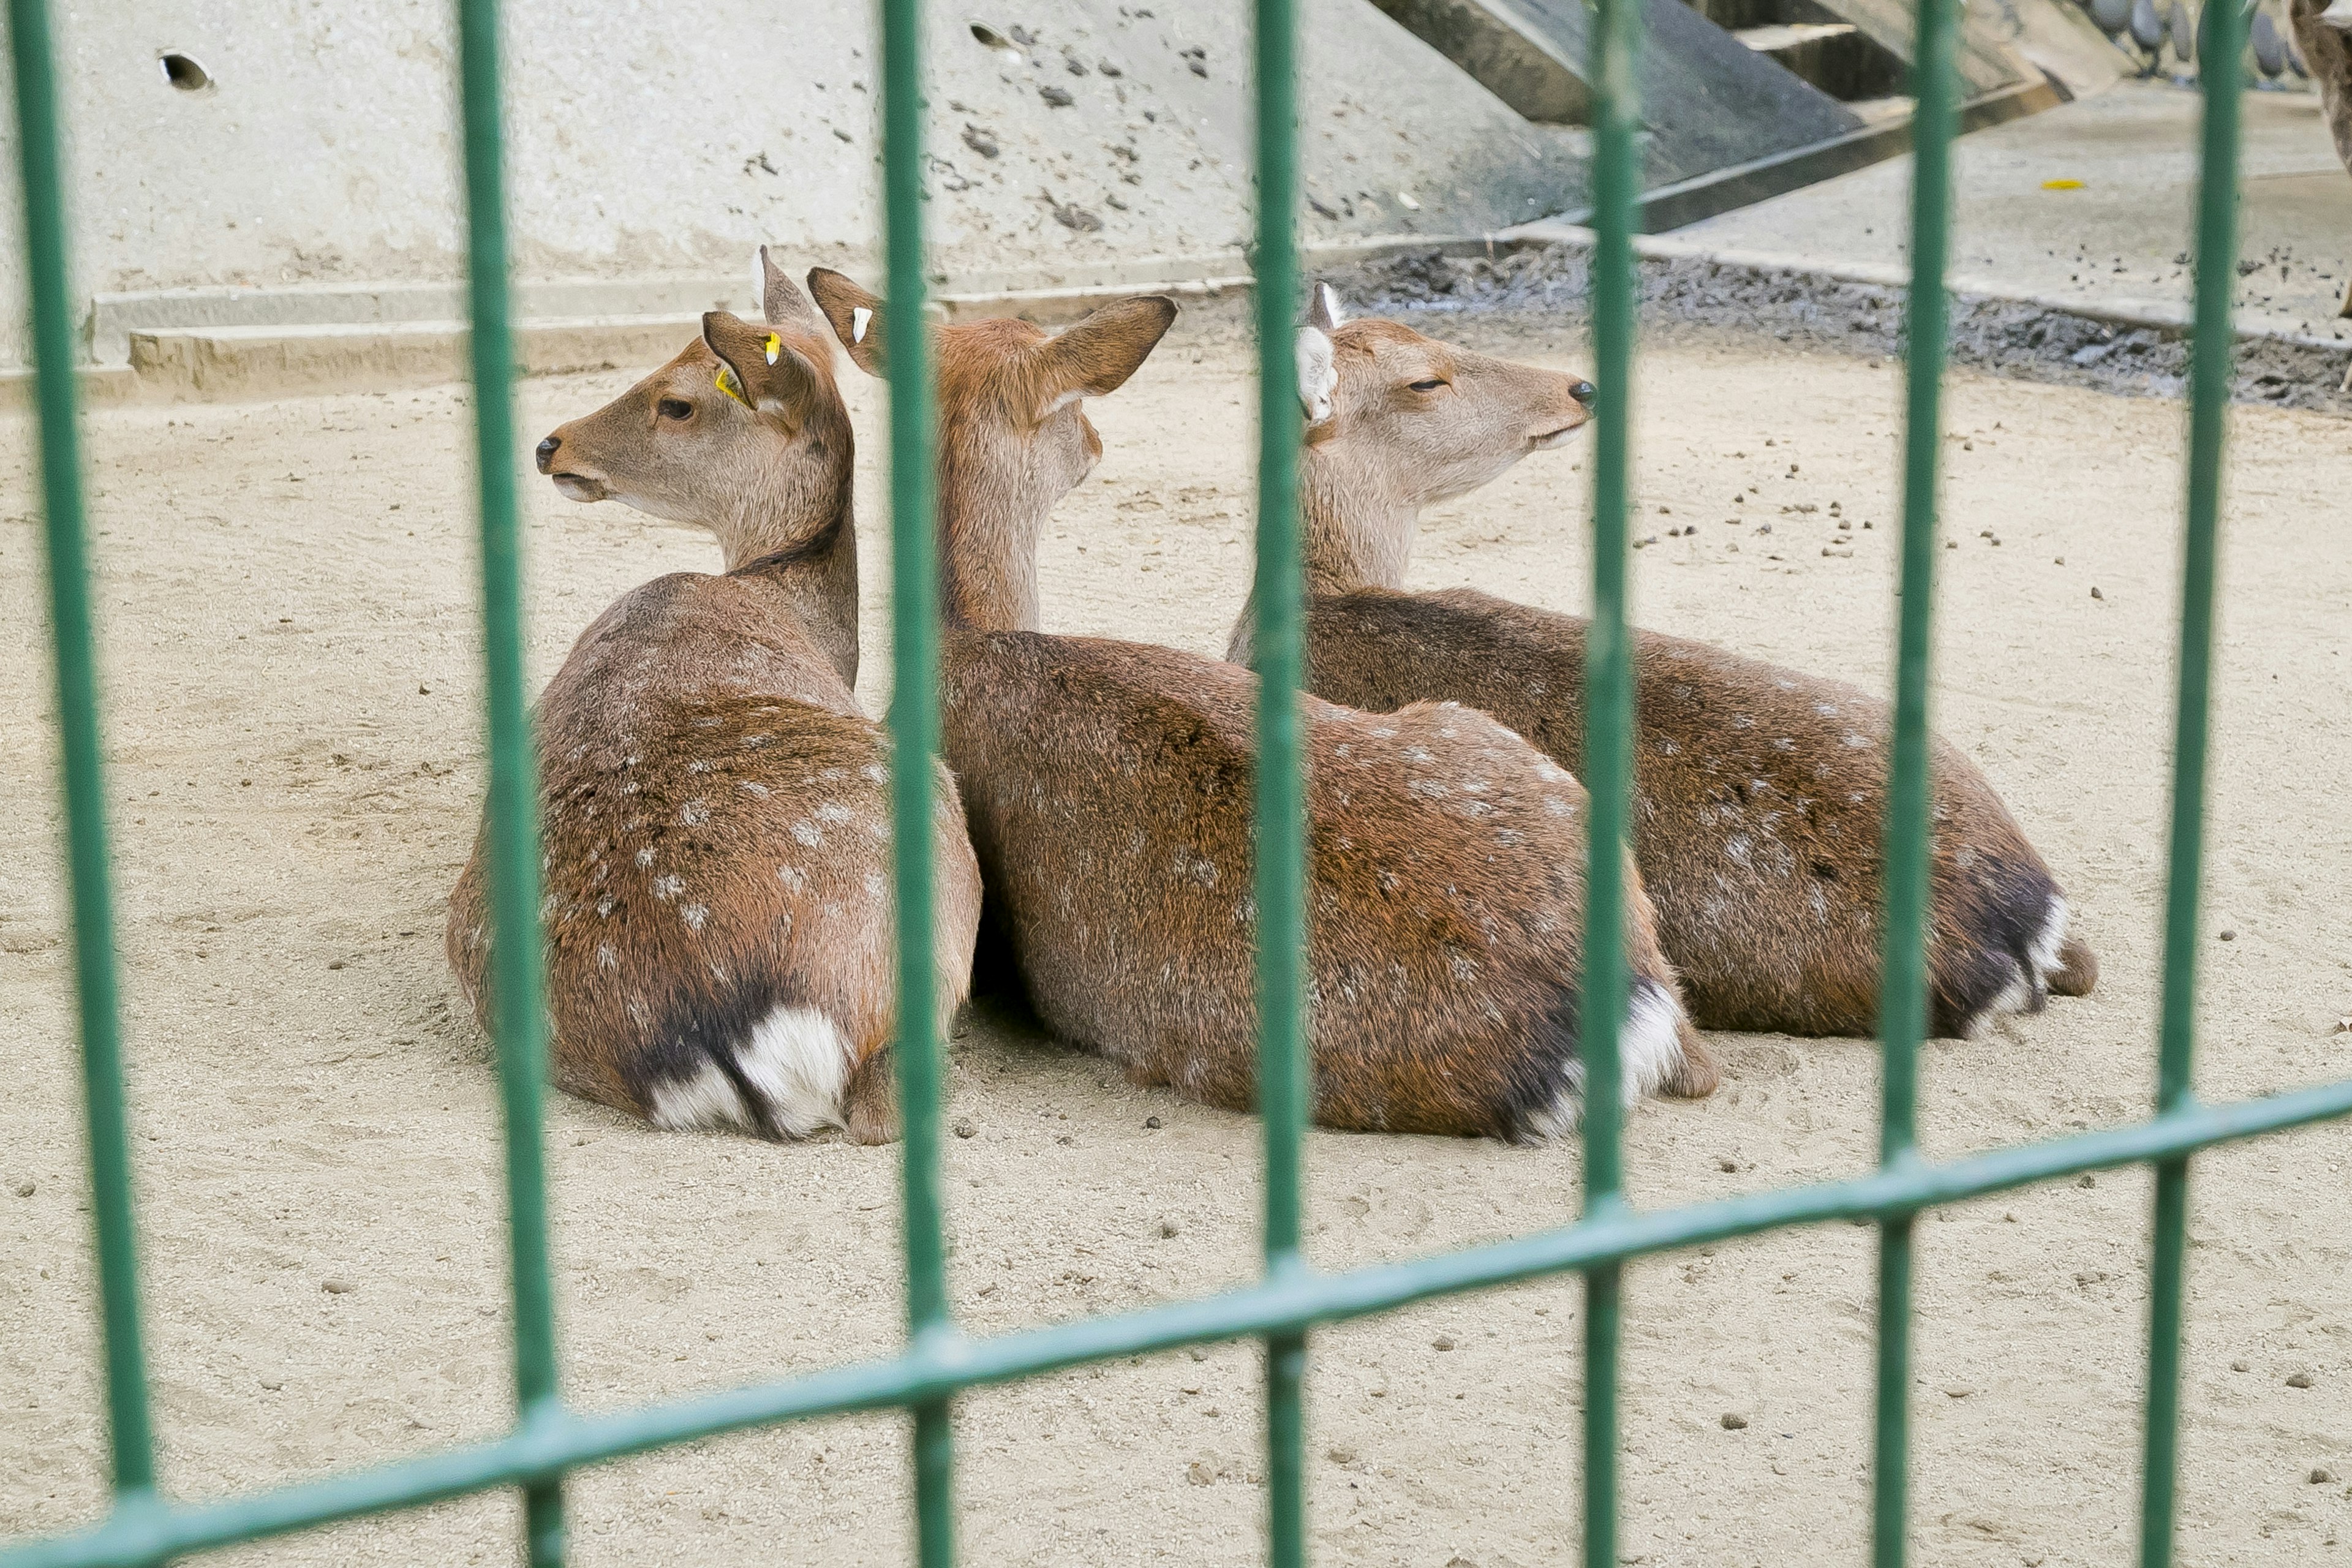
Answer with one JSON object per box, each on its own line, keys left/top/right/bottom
{"left": 535, "top": 435, "right": 561, "bottom": 474}
{"left": 1569, "top": 380, "right": 1597, "bottom": 407}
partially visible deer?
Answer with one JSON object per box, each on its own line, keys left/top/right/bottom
{"left": 1241, "top": 286, "right": 2095, "bottom": 1041}
{"left": 2288, "top": 0, "right": 2352, "bottom": 327}
{"left": 803, "top": 268, "right": 1714, "bottom": 1139}
{"left": 446, "top": 249, "right": 982, "bottom": 1143}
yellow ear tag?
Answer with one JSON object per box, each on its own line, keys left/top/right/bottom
{"left": 714, "top": 363, "right": 750, "bottom": 407}
{"left": 763, "top": 333, "right": 782, "bottom": 366}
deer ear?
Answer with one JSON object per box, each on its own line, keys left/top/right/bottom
{"left": 807, "top": 268, "right": 888, "bottom": 377}
{"left": 701, "top": 310, "right": 820, "bottom": 418}
{"left": 758, "top": 245, "right": 821, "bottom": 329}
{"left": 1033, "top": 295, "right": 1177, "bottom": 416}
{"left": 1295, "top": 325, "right": 1337, "bottom": 426}
{"left": 1305, "top": 281, "right": 1344, "bottom": 333}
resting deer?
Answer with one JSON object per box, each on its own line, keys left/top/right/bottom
{"left": 803, "top": 268, "right": 1714, "bottom": 1138}
{"left": 2288, "top": 0, "right": 2352, "bottom": 327}
{"left": 1240, "top": 287, "right": 2095, "bottom": 1041}
{"left": 445, "top": 250, "right": 982, "bottom": 1142}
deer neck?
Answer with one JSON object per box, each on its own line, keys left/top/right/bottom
{"left": 1299, "top": 437, "right": 1418, "bottom": 597}
{"left": 719, "top": 467, "right": 862, "bottom": 688}
{"left": 937, "top": 447, "right": 1046, "bottom": 635}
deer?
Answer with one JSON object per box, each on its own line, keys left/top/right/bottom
{"left": 1238, "top": 285, "right": 2097, "bottom": 1042}
{"left": 801, "top": 267, "right": 1716, "bottom": 1140}
{"left": 2288, "top": 0, "right": 2352, "bottom": 337}
{"left": 445, "top": 249, "right": 982, "bottom": 1144}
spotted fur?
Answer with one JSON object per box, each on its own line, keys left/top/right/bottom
{"left": 447, "top": 251, "right": 982, "bottom": 1141}
{"left": 807, "top": 270, "right": 1709, "bottom": 1137}
{"left": 1253, "top": 309, "right": 2095, "bottom": 1039}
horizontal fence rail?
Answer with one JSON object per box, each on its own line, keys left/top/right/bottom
{"left": 4, "top": 0, "right": 2335, "bottom": 1560}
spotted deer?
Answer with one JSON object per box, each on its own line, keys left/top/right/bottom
{"left": 445, "top": 250, "right": 982, "bottom": 1143}
{"left": 803, "top": 268, "right": 1714, "bottom": 1138}
{"left": 2288, "top": 0, "right": 2352, "bottom": 324}
{"left": 1240, "top": 286, "right": 2096, "bottom": 1041}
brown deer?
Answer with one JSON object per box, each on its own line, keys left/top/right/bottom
{"left": 445, "top": 250, "right": 982, "bottom": 1143}
{"left": 803, "top": 268, "right": 1715, "bottom": 1139}
{"left": 2288, "top": 0, "right": 2352, "bottom": 325}
{"left": 1243, "top": 286, "right": 2095, "bottom": 1041}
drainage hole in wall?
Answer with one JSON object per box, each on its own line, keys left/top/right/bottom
{"left": 968, "top": 22, "right": 1022, "bottom": 59}
{"left": 160, "top": 52, "right": 212, "bottom": 91}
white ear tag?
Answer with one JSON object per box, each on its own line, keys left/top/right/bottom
{"left": 852, "top": 307, "right": 873, "bottom": 345}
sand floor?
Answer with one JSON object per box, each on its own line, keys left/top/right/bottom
{"left": 3, "top": 314, "right": 2350, "bottom": 1567}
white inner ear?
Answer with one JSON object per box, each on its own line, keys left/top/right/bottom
{"left": 1295, "top": 326, "right": 1337, "bottom": 424}
{"left": 851, "top": 306, "right": 873, "bottom": 345}
{"left": 1043, "top": 388, "right": 1086, "bottom": 416}
{"left": 1317, "top": 282, "right": 1346, "bottom": 326}
{"left": 2323, "top": 0, "right": 2352, "bottom": 29}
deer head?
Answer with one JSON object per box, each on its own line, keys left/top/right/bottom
{"left": 807, "top": 268, "right": 1176, "bottom": 631}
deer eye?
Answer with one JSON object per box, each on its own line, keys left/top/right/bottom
{"left": 657, "top": 398, "right": 694, "bottom": 421}
{"left": 1408, "top": 378, "right": 1448, "bottom": 393}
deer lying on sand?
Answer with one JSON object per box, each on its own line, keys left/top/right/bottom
{"left": 802, "top": 269, "right": 1715, "bottom": 1138}
{"left": 446, "top": 251, "right": 982, "bottom": 1143}
{"left": 1244, "top": 287, "right": 2095, "bottom": 1041}
{"left": 2289, "top": 0, "right": 2352, "bottom": 327}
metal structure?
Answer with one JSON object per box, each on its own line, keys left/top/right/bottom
{"left": 6, "top": 0, "right": 2339, "bottom": 1561}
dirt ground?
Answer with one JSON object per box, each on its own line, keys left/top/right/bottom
{"left": 4, "top": 311, "right": 2350, "bottom": 1568}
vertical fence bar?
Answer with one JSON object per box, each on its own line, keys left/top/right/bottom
{"left": 452, "top": 1, "right": 566, "bottom": 1561}
{"left": 876, "top": 0, "right": 957, "bottom": 1561}
{"left": 1870, "top": 0, "right": 1963, "bottom": 1559}
{"left": 2138, "top": 7, "right": 2242, "bottom": 1561}
{"left": 1251, "top": 0, "right": 1308, "bottom": 1559}
{"left": 7, "top": 0, "right": 159, "bottom": 1513}
{"left": 1580, "top": 0, "right": 1640, "bottom": 1556}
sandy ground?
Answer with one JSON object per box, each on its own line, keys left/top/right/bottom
{"left": 4, "top": 312, "right": 2351, "bottom": 1568}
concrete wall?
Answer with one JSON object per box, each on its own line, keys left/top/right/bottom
{"left": 0, "top": 0, "right": 1597, "bottom": 371}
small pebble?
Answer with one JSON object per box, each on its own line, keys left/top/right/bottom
{"left": 2233, "top": 1360, "right": 2251, "bottom": 1371}
{"left": 322, "top": 1278, "right": 355, "bottom": 1294}
{"left": 2091, "top": 586, "right": 2103, "bottom": 599}
{"left": 1721, "top": 1412, "right": 1748, "bottom": 1430}
{"left": 952, "top": 1118, "right": 976, "bottom": 1139}
{"left": 2077, "top": 1174, "right": 2095, "bottom": 1188}
{"left": 1327, "top": 1444, "right": 1356, "bottom": 1464}
{"left": 1432, "top": 1335, "right": 1455, "bottom": 1351}
{"left": 1944, "top": 1385, "right": 1975, "bottom": 1399}
{"left": 2313, "top": 1468, "right": 2336, "bottom": 1485}
{"left": 326, "top": 959, "right": 344, "bottom": 970}
{"left": 2054, "top": 556, "right": 2065, "bottom": 565}
{"left": 2288, "top": 1371, "right": 2315, "bottom": 1389}
{"left": 2218, "top": 929, "right": 2236, "bottom": 942}
{"left": 418, "top": 684, "right": 431, "bottom": 695}
{"left": 1144, "top": 1115, "right": 1161, "bottom": 1129}
{"left": 1716, "top": 1156, "right": 1738, "bottom": 1172}
{"left": 1186, "top": 1460, "right": 1216, "bottom": 1485}
{"left": 13, "top": 1180, "right": 33, "bottom": 1198}
{"left": 1160, "top": 1219, "right": 1180, "bottom": 1238}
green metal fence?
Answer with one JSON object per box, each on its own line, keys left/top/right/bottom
{"left": 6, "top": 0, "right": 2343, "bottom": 1559}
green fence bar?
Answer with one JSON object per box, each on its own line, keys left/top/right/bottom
{"left": 7, "top": 1078, "right": 2352, "bottom": 1568}
{"left": 875, "top": 0, "right": 958, "bottom": 1560}
{"left": 1579, "top": 0, "right": 1641, "bottom": 1554}
{"left": 2139, "top": 2, "right": 2244, "bottom": 1558}
{"left": 452, "top": 0, "right": 567, "bottom": 1561}
{"left": 7, "top": 0, "right": 157, "bottom": 1512}
{"left": 1871, "top": 0, "right": 1965, "bottom": 1557}
{"left": 5, "top": 0, "right": 2348, "bottom": 1561}
{"left": 1250, "top": 0, "right": 1310, "bottom": 1558}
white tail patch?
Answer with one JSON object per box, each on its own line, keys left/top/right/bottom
{"left": 1619, "top": 979, "right": 1687, "bottom": 1104}
{"left": 739, "top": 1004, "right": 853, "bottom": 1136}
{"left": 645, "top": 1005, "right": 853, "bottom": 1137}
{"left": 2027, "top": 896, "right": 2070, "bottom": 982}
{"left": 649, "top": 1061, "right": 752, "bottom": 1132}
